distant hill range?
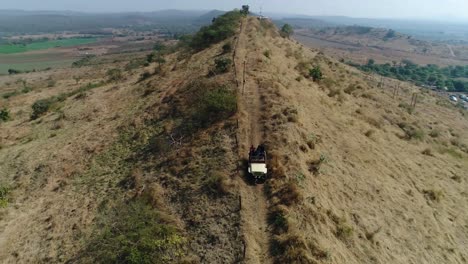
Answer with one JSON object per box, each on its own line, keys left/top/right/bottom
{"left": 0, "top": 9, "right": 226, "bottom": 35}
{"left": 275, "top": 15, "right": 468, "bottom": 43}
{"left": 2, "top": 9, "right": 468, "bottom": 43}
{"left": 294, "top": 25, "right": 468, "bottom": 66}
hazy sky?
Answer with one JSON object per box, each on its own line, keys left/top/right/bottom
{"left": 2, "top": 0, "right": 468, "bottom": 21}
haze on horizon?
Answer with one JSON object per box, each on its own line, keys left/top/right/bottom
{"left": 1, "top": 0, "right": 468, "bottom": 22}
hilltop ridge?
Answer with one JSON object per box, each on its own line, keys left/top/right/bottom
{"left": 0, "top": 12, "right": 467, "bottom": 264}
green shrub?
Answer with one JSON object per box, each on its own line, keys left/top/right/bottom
{"left": 8, "top": 69, "right": 21, "bottom": 75}
{"left": 384, "top": 29, "right": 396, "bottom": 40}
{"left": 138, "top": 71, "right": 152, "bottom": 82}
{"left": 106, "top": 68, "right": 123, "bottom": 82}
{"left": 21, "top": 86, "right": 33, "bottom": 93}
{"left": 222, "top": 42, "right": 232, "bottom": 53}
{"left": 398, "top": 122, "right": 425, "bottom": 140}
{"left": 269, "top": 206, "right": 289, "bottom": 234}
{"left": 146, "top": 52, "right": 156, "bottom": 63}
{"left": 82, "top": 199, "right": 185, "bottom": 263}
{"left": 190, "top": 11, "right": 242, "bottom": 51}
{"left": 0, "top": 185, "right": 10, "bottom": 208}
{"left": 205, "top": 171, "right": 230, "bottom": 195}
{"left": 193, "top": 86, "right": 236, "bottom": 127}
{"left": 125, "top": 58, "right": 146, "bottom": 71}
{"left": 47, "top": 79, "right": 56, "bottom": 87}
{"left": 31, "top": 98, "right": 55, "bottom": 119}
{"left": 2, "top": 90, "right": 20, "bottom": 99}
{"left": 153, "top": 42, "right": 166, "bottom": 51}
{"left": 398, "top": 102, "right": 414, "bottom": 114}
{"left": 336, "top": 222, "right": 354, "bottom": 240}
{"left": 423, "top": 189, "right": 444, "bottom": 202}
{"left": 309, "top": 66, "right": 323, "bottom": 82}
{"left": 241, "top": 5, "right": 250, "bottom": 15}
{"left": 429, "top": 129, "right": 440, "bottom": 138}
{"left": 270, "top": 234, "right": 310, "bottom": 262}
{"left": 263, "top": 50, "right": 271, "bottom": 58}
{"left": 308, "top": 154, "right": 328, "bottom": 175}
{"left": 0, "top": 108, "right": 11, "bottom": 122}
{"left": 213, "top": 58, "right": 232, "bottom": 75}
{"left": 72, "top": 55, "right": 96, "bottom": 68}
{"left": 280, "top": 24, "right": 294, "bottom": 38}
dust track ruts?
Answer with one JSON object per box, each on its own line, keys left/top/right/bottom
{"left": 234, "top": 19, "right": 272, "bottom": 264}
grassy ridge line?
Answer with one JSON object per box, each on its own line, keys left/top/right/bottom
{"left": 0, "top": 38, "right": 98, "bottom": 54}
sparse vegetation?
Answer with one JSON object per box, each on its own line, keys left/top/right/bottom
{"left": 31, "top": 82, "right": 105, "bottom": 119}
{"left": 263, "top": 50, "right": 271, "bottom": 58}
{"left": 308, "top": 154, "right": 328, "bottom": 175}
{"left": 47, "top": 79, "right": 56, "bottom": 87}
{"left": 125, "top": 58, "right": 146, "bottom": 71}
{"left": 72, "top": 55, "right": 96, "bottom": 68}
{"left": 335, "top": 218, "right": 354, "bottom": 240}
{"left": 423, "top": 189, "right": 444, "bottom": 202}
{"left": 306, "top": 133, "right": 320, "bottom": 149}
{"left": 399, "top": 102, "right": 414, "bottom": 114}
{"left": 276, "top": 181, "right": 303, "bottom": 206}
{"left": 269, "top": 205, "right": 289, "bottom": 233}
{"left": 82, "top": 198, "right": 185, "bottom": 263}
{"left": 205, "top": 170, "right": 230, "bottom": 195}
{"left": 271, "top": 233, "right": 312, "bottom": 263}
{"left": 192, "top": 85, "right": 236, "bottom": 127}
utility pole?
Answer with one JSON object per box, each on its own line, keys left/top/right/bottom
{"left": 410, "top": 93, "right": 418, "bottom": 110}
{"left": 393, "top": 83, "right": 400, "bottom": 99}
{"left": 378, "top": 76, "right": 384, "bottom": 88}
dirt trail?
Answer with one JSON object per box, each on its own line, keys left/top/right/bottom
{"left": 234, "top": 19, "right": 272, "bottom": 264}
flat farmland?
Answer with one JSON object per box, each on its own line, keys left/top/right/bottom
{"left": 0, "top": 52, "right": 78, "bottom": 74}
{"left": 0, "top": 38, "right": 98, "bottom": 54}
{"left": 0, "top": 36, "right": 158, "bottom": 75}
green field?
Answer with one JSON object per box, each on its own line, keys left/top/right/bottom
{"left": 0, "top": 38, "right": 98, "bottom": 54}
{"left": 0, "top": 60, "right": 75, "bottom": 75}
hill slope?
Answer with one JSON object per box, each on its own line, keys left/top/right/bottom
{"left": 0, "top": 14, "right": 467, "bottom": 264}
{"left": 240, "top": 17, "right": 468, "bottom": 264}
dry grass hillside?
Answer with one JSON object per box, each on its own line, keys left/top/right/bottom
{"left": 242, "top": 18, "right": 468, "bottom": 263}
{"left": 0, "top": 13, "right": 467, "bottom": 264}
{"left": 0, "top": 23, "right": 244, "bottom": 262}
